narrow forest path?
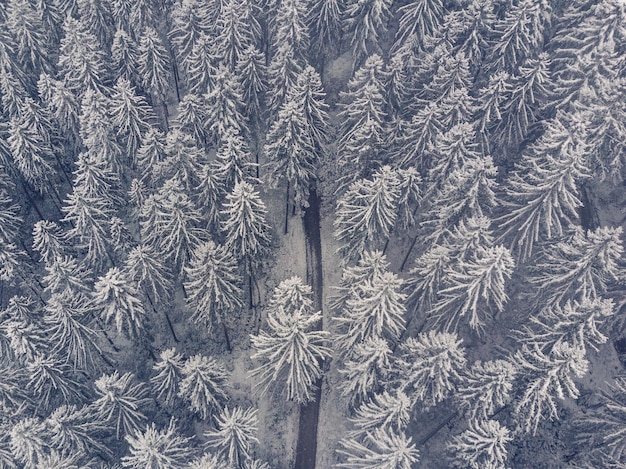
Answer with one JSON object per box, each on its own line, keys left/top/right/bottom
{"left": 295, "top": 188, "right": 324, "bottom": 469}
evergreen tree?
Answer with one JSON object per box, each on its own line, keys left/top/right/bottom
{"left": 178, "top": 354, "right": 229, "bottom": 420}
{"left": 26, "top": 354, "right": 84, "bottom": 409}
{"left": 213, "top": 0, "right": 256, "bottom": 70}
{"left": 58, "top": 16, "right": 106, "bottom": 94}
{"left": 110, "top": 78, "right": 155, "bottom": 159}
{"left": 334, "top": 271, "right": 406, "bottom": 358}
{"left": 205, "top": 406, "right": 259, "bottom": 468}
{"left": 428, "top": 245, "right": 515, "bottom": 333}
{"left": 175, "top": 93, "right": 209, "bottom": 146}
{"left": 236, "top": 45, "right": 267, "bottom": 127}
{"left": 124, "top": 244, "right": 173, "bottom": 305}
{"left": 337, "top": 427, "right": 420, "bottom": 469}
{"left": 337, "top": 55, "right": 387, "bottom": 176}
{"left": 250, "top": 305, "right": 331, "bottom": 403}
{"left": 93, "top": 267, "right": 147, "bottom": 339}
{"left": 447, "top": 419, "right": 512, "bottom": 469}
{"left": 214, "top": 127, "right": 257, "bottom": 191}
{"left": 349, "top": 390, "right": 411, "bottom": 437}
{"left": 122, "top": 420, "right": 194, "bottom": 469}
{"left": 9, "top": 417, "right": 48, "bottom": 468}
{"left": 151, "top": 348, "right": 184, "bottom": 407}
{"left": 136, "top": 126, "right": 166, "bottom": 180}
{"left": 204, "top": 65, "right": 247, "bottom": 144}
{"left": 112, "top": 28, "right": 140, "bottom": 85}
{"left": 153, "top": 129, "right": 205, "bottom": 191}
{"left": 220, "top": 181, "right": 272, "bottom": 272}
{"left": 184, "top": 33, "right": 215, "bottom": 95}
{"left": 456, "top": 359, "right": 517, "bottom": 420}
{"left": 77, "top": 0, "right": 114, "bottom": 50}
{"left": 32, "top": 220, "right": 66, "bottom": 265}
{"left": 334, "top": 166, "right": 401, "bottom": 260}
{"left": 308, "top": 0, "right": 343, "bottom": 63}
{"left": 138, "top": 27, "right": 171, "bottom": 102}
{"left": 498, "top": 116, "right": 591, "bottom": 260}
{"left": 292, "top": 65, "right": 330, "bottom": 153}
{"left": 169, "top": 0, "right": 212, "bottom": 66}
{"left": 339, "top": 336, "right": 392, "bottom": 406}
{"left": 531, "top": 226, "right": 624, "bottom": 305}
{"left": 92, "top": 371, "right": 150, "bottom": 440}
{"left": 45, "top": 404, "right": 109, "bottom": 459}
{"left": 396, "top": 331, "right": 466, "bottom": 408}
{"left": 6, "top": 0, "right": 51, "bottom": 74}
{"left": 488, "top": 0, "right": 551, "bottom": 72}
{"left": 268, "top": 276, "right": 313, "bottom": 313}
{"left": 342, "top": 0, "right": 392, "bottom": 66}
{"left": 394, "top": 0, "right": 445, "bottom": 50}
{"left": 513, "top": 342, "right": 588, "bottom": 435}
{"left": 184, "top": 240, "right": 243, "bottom": 346}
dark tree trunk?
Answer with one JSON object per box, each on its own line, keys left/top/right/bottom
{"left": 400, "top": 233, "right": 419, "bottom": 272}
{"left": 284, "top": 179, "right": 290, "bottom": 235}
{"left": 222, "top": 322, "right": 232, "bottom": 352}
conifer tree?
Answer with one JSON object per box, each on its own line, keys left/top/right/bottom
{"left": 32, "top": 220, "right": 66, "bottom": 265}
{"left": 308, "top": 0, "right": 343, "bottom": 63}
{"left": 268, "top": 276, "right": 313, "bottom": 313}
{"left": 236, "top": 45, "right": 267, "bottom": 127}
{"left": 45, "top": 404, "right": 110, "bottom": 458}
{"left": 428, "top": 245, "right": 514, "bottom": 333}
{"left": 77, "top": 0, "right": 113, "bottom": 50}
{"left": 93, "top": 267, "right": 147, "bottom": 339}
{"left": 122, "top": 420, "right": 194, "bottom": 469}
{"left": 337, "top": 54, "right": 387, "bottom": 176}
{"left": 184, "top": 33, "right": 215, "bottom": 95}
{"left": 498, "top": 116, "right": 590, "bottom": 260}
{"left": 154, "top": 129, "right": 205, "bottom": 191}
{"left": 334, "top": 271, "right": 406, "bottom": 358}
{"left": 214, "top": 128, "right": 257, "bottom": 191}
{"left": 292, "top": 65, "right": 330, "bottom": 153}
{"left": 456, "top": 359, "right": 517, "bottom": 420}
{"left": 112, "top": 29, "right": 140, "bottom": 84}
{"left": 178, "top": 354, "right": 229, "bottom": 420}
{"left": 337, "top": 427, "right": 420, "bottom": 469}
{"left": 213, "top": 0, "right": 256, "bottom": 71}
{"left": 6, "top": 0, "right": 51, "bottom": 74}
{"left": 447, "top": 419, "right": 512, "bottom": 469}
{"left": 513, "top": 342, "right": 588, "bottom": 434}
{"left": 394, "top": 0, "right": 445, "bottom": 50}
{"left": 221, "top": 181, "right": 272, "bottom": 273}
{"left": 396, "top": 331, "right": 466, "bottom": 408}
{"left": 9, "top": 417, "right": 48, "bottom": 468}
{"left": 26, "top": 354, "right": 84, "bottom": 409}
{"left": 349, "top": 390, "right": 412, "bottom": 437}
{"left": 169, "top": 0, "right": 212, "bottom": 66}
{"left": 342, "top": 0, "right": 392, "bottom": 66}
{"left": 205, "top": 406, "right": 259, "bottom": 468}
{"left": 175, "top": 93, "right": 209, "bottom": 146}
{"left": 138, "top": 27, "right": 172, "bottom": 103}
{"left": 136, "top": 126, "right": 166, "bottom": 180}
{"left": 92, "top": 371, "right": 151, "bottom": 440}
{"left": 110, "top": 78, "right": 155, "bottom": 159}
{"left": 184, "top": 240, "right": 243, "bottom": 348}
{"left": 58, "top": 16, "right": 106, "bottom": 94}
{"left": 204, "top": 65, "right": 247, "bottom": 144}
{"left": 151, "top": 348, "right": 184, "bottom": 407}
{"left": 250, "top": 305, "right": 331, "bottom": 403}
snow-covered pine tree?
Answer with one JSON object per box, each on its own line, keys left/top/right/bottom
{"left": 265, "top": 97, "right": 316, "bottom": 232}
{"left": 334, "top": 271, "right": 406, "bottom": 358}
{"left": 495, "top": 53, "right": 552, "bottom": 148}
{"left": 250, "top": 305, "right": 331, "bottom": 403}
{"left": 487, "top": 0, "right": 551, "bottom": 72}
{"left": 183, "top": 33, "right": 215, "bottom": 96}
{"left": 204, "top": 65, "right": 247, "bottom": 144}
{"left": 153, "top": 129, "right": 205, "bottom": 191}
{"left": 395, "top": 101, "right": 444, "bottom": 170}
{"left": 151, "top": 348, "right": 184, "bottom": 407}
{"left": 214, "top": 127, "right": 257, "bottom": 191}
{"left": 124, "top": 244, "right": 173, "bottom": 306}
{"left": 236, "top": 45, "right": 267, "bottom": 128}
{"left": 26, "top": 354, "right": 84, "bottom": 409}
{"left": 336, "top": 427, "right": 420, "bottom": 469}
{"left": 334, "top": 166, "right": 400, "bottom": 260}
{"left": 447, "top": 419, "right": 512, "bottom": 469}
{"left": 205, "top": 406, "right": 259, "bottom": 468}
{"left": 307, "top": 0, "right": 343, "bottom": 63}
{"left": 213, "top": 0, "right": 256, "bottom": 71}
{"left": 58, "top": 16, "right": 106, "bottom": 94}
{"left": 339, "top": 336, "right": 393, "bottom": 406}
{"left": 396, "top": 331, "right": 466, "bottom": 408}
{"left": 169, "top": 0, "right": 212, "bottom": 67}
{"left": 291, "top": 65, "right": 330, "bottom": 154}
{"left": 109, "top": 78, "right": 155, "bottom": 160}
{"left": 93, "top": 267, "right": 147, "bottom": 339}
{"left": 393, "top": 0, "right": 445, "bottom": 50}
{"left": 92, "top": 371, "right": 151, "bottom": 440}
{"left": 497, "top": 115, "right": 590, "bottom": 260}
{"left": 77, "top": 0, "right": 113, "bottom": 51}
{"left": 342, "top": 0, "right": 392, "bottom": 66}
{"left": 44, "top": 291, "right": 99, "bottom": 370}
{"left": 348, "top": 390, "right": 412, "bottom": 437}
{"left": 136, "top": 126, "right": 166, "bottom": 181}
{"left": 122, "top": 420, "right": 194, "bottom": 469}
{"left": 456, "top": 359, "right": 517, "bottom": 420}
{"left": 266, "top": 0, "right": 309, "bottom": 114}
{"left": 32, "top": 220, "right": 66, "bottom": 265}
{"left": 517, "top": 297, "right": 615, "bottom": 353}
{"left": 6, "top": 0, "right": 51, "bottom": 74}
{"left": 184, "top": 240, "right": 243, "bottom": 347}
{"left": 474, "top": 71, "right": 509, "bottom": 153}
{"left": 428, "top": 244, "right": 514, "bottom": 333}
{"left": 531, "top": 226, "right": 624, "bottom": 305}
{"left": 9, "top": 417, "right": 48, "bottom": 468}
{"left": 221, "top": 181, "right": 272, "bottom": 272}
{"left": 337, "top": 54, "right": 387, "bottom": 178}
{"left": 138, "top": 27, "right": 171, "bottom": 104}
{"left": 178, "top": 354, "right": 229, "bottom": 420}
{"left": 513, "top": 342, "right": 588, "bottom": 435}
{"left": 268, "top": 276, "right": 313, "bottom": 313}
{"left": 175, "top": 93, "right": 209, "bottom": 146}
{"left": 449, "top": 0, "right": 495, "bottom": 69}
{"left": 112, "top": 28, "right": 140, "bottom": 85}
{"left": 45, "top": 404, "right": 109, "bottom": 458}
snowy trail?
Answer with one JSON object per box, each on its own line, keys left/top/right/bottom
{"left": 295, "top": 188, "right": 324, "bottom": 469}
